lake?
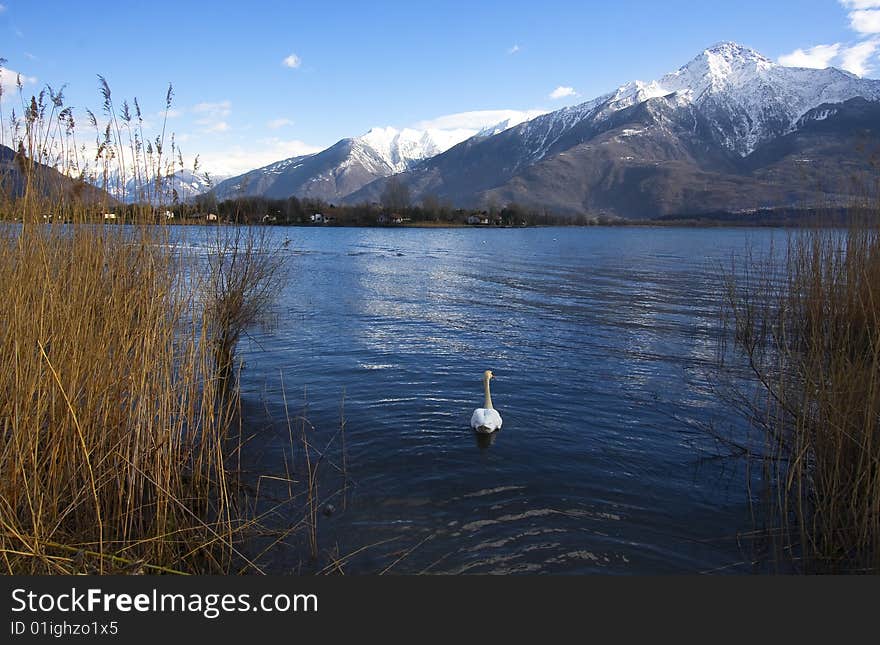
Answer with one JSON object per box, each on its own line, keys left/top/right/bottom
{"left": 220, "top": 225, "right": 775, "bottom": 574}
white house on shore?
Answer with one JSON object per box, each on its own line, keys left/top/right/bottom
{"left": 310, "top": 213, "right": 324, "bottom": 223}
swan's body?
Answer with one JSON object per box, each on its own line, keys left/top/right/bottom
{"left": 471, "top": 407, "right": 502, "bottom": 434}
{"left": 471, "top": 370, "right": 502, "bottom": 434}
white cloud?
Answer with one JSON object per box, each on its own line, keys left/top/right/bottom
{"left": 414, "top": 108, "right": 547, "bottom": 131}
{"left": 778, "top": 43, "right": 842, "bottom": 68}
{"left": 840, "top": 38, "right": 880, "bottom": 74}
{"left": 193, "top": 100, "right": 231, "bottom": 117}
{"left": 282, "top": 53, "right": 301, "bottom": 69}
{"left": 0, "top": 4, "right": 6, "bottom": 12}
{"left": 192, "top": 100, "right": 232, "bottom": 133}
{"left": 202, "top": 121, "right": 229, "bottom": 133}
{"left": 778, "top": 40, "right": 880, "bottom": 76}
{"left": 549, "top": 86, "right": 577, "bottom": 99}
{"left": 267, "top": 117, "right": 294, "bottom": 129}
{"left": 508, "top": 44, "right": 521, "bottom": 55}
{"left": 0, "top": 67, "right": 38, "bottom": 102}
{"left": 405, "top": 108, "right": 548, "bottom": 151}
{"left": 840, "top": 1, "right": 880, "bottom": 9}
{"left": 778, "top": 2, "right": 880, "bottom": 77}
{"left": 850, "top": 9, "right": 880, "bottom": 33}
{"left": 198, "top": 138, "right": 324, "bottom": 176}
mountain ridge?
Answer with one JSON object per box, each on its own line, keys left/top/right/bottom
{"left": 210, "top": 116, "right": 536, "bottom": 203}
{"left": 347, "top": 42, "right": 880, "bottom": 217}
{"left": 211, "top": 42, "right": 880, "bottom": 218}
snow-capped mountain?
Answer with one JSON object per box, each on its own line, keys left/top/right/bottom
{"left": 470, "top": 113, "right": 545, "bottom": 139}
{"left": 589, "top": 41, "right": 880, "bottom": 155}
{"left": 211, "top": 118, "right": 531, "bottom": 203}
{"left": 504, "top": 42, "right": 880, "bottom": 162}
{"left": 349, "top": 42, "right": 880, "bottom": 217}
{"left": 355, "top": 127, "right": 450, "bottom": 173}
{"left": 96, "top": 169, "right": 222, "bottom": 204}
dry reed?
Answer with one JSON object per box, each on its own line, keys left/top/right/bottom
{"left": 721, "top": 215, "right": 880, "bottom": 573}
{"left": 0, "top": 70, "right": 290, "bottom": 574}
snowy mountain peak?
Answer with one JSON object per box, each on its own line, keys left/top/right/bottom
{"left": 494, "top": 41, "right": 880, "bottom": 173}
{"left": 700, "top": 41, "right": 773, "bottom": 66}
{"left": 352, "top": 127, "right": 446, "bottom": 174}
{"left": 659, "top": 41, "right": 776, "bottom": 99}
{"left": 578, "top": 41, "right": 880, "bottom": 156}
{"left": 475, "top": 113, "right": 546, "bottom": 138}
{"left": 103, "top": 168, "right": 225, "bottom": 204}
{"left": 352, "top": 121, "right": 531, "bottom": 174}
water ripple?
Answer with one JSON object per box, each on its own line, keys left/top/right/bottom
{"left": 227, "top": 226, "right": 778, "bottom": 574}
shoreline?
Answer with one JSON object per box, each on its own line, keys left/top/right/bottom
{"left": 1, "top": 218, "right": 865, "bottom": 230}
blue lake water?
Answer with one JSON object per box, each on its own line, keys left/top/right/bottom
{"left": 219, "top": 225, "right": 776, "bottom": 574}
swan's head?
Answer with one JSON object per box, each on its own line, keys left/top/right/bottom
{"left": 483, "top": 370, "right": 495, "bottom": 381}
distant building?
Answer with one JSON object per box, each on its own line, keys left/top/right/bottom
{"left": 206, "top": 213, "right": 218, "bottom": 222}
{"left": 467, "top": 215, "right": 488, "bottom": 225}
{"left": 310, "top": 213, "right": 324, "bottom": 224}
{"left": 103, "top": 213, "right": 117, "bottom": 221}
{"left": 163, "top": 210, "right": 175, "bottom": 220}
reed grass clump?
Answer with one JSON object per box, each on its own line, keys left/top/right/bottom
{"left": 203, "top": 227, "right": 285, "bottom": 386}
{"left": 722, "top": 217, "right": 880, "bottom": 573}
{"left": 0, "top": 68, "right": 286, "bottom": 574}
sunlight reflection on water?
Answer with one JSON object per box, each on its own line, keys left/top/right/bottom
{"left": 192, "top": 225, "right": 784, "bottom": 574}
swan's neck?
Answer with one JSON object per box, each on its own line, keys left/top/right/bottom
{"left": 483, "top": 377, "right": 494, "bottom": 410}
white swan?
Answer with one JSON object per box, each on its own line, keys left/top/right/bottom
{"left": 471, "top": 370, "right": 502, "bottom": 434}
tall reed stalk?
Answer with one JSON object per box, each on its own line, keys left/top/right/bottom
{"left": 0, "top": 71, "right": 286, "bottom": 574}
{"left": 721, "top": 216, "right": 880, "bottom": 573}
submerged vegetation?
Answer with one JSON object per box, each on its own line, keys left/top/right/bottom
{"left": 721, "top": 216, "right": 880, "bottom": 573}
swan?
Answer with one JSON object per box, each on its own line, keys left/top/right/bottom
{"left": 471, "top": 370, "right": 502, "bottom": 434}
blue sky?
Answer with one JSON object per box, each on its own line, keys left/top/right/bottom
{"left": 0, "top": 0, "right": 876, "bottom": 175}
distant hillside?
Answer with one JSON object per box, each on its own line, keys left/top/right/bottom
{"left": 0, "top": 144, "right": 109, "bottom": 206}
{"left": 202, "top": 42, "right": 880, "bottom": 219}
{"left": 345, "top": 43, "right": 880, "bottom": 218}
{"left": 210, "top": 117, "right": 537, "bottom": 204}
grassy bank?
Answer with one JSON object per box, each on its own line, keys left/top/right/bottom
{"left": 721, "top": 217, "right": 880, "bottom": 572}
